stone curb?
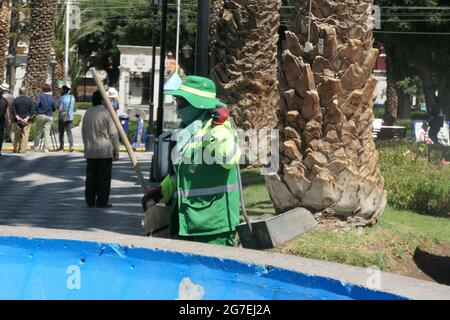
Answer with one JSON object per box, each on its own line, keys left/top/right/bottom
{"left": 0, "top": 226, "right": 448, "bottom": 300}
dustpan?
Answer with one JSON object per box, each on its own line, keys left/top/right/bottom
{"left": 236, "top": 165, "right": 317, "bottom": 250}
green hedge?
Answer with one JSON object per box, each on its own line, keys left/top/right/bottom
{"left": 378, "top": 141, "right": 450, "bottom": 216}
{"left": 373, "top": 107, "right": 384, "bottom": 119}
{"left": 373, "top": 108, "right": 429, "bottom": 121}
{"left": 75, "top": 102, "right": 91, "bottom": 111}
{"left": 126, "top": 120, "right": 149, "bottom": 142}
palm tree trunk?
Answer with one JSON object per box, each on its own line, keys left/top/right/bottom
{"left": 210, "top": 0, "right": 281, "bottom": 131}
{"left": 7, "top": 2, "right": 21, "bottom": 92}
{"left": 22, "top": 0, "right": 57, "bottom": 99}
{"left": 397, "top": 92, "right": 411, "bottom": 120}
{"left": 0, "top": 0, "right": 12, "bottom": 84}
{"left": 209, "top": 0, "right": 225, "bottom": 67}
{"left": 266, "top": 0, "right": 387, "bottom": 227}
{"left": 383, "top": 79, "right": 398, "bottom": 125}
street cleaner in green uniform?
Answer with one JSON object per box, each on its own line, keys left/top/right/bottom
{"left": 142, "top": 76, "right": 241, "bottom": 247}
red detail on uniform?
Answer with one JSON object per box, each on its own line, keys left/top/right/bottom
{"left": 212, "top": 107, "right": 230, "bottom": 126}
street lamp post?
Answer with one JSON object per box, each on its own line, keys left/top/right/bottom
{"left": 147, "top": 0, "right": 160, "bottom": 152}
{"left": 196, "top": 0, "right": 210, "bottom": 77}
{"left": 84, "top": 61, "right": 91, "bottom": 101}
{"left": 50, "top": 52, "right": 57, "bottom": 96}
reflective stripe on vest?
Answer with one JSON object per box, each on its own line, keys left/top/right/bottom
{"left": 180, "top": 183, "right": 240, "bottom": 198}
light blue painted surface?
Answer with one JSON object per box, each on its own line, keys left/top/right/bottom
{"left": 0, "top": 237, "right": 406, "bottom": 300}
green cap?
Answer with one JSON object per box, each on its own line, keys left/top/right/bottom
{"left": 165, "top": 75, "right": 227, "bottom": 110}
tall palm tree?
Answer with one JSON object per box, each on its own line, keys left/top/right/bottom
{"left": 209, "top": 0, "right": 224, "bottom": 55}
{"left": 210, "top": 0, "right": 282, "bottom": 131}
{"left": 22, "top": 0, "right": 57, "bottom": 99}
{"left": 266, "top": 0, "right": 387, "bottom": 227}
{"left": 0, "top": 0, "right": 12, "bottom": 84}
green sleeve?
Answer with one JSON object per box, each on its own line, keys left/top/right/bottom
{"left": 160, "top": 175, "right": 176, "bottom": 205}
{"left": 207, "top": 126, "right": 241, "bottom": 169}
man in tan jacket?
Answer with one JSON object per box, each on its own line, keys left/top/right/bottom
{"left": 82, "top": 91, "right": 120, "bottom": 208}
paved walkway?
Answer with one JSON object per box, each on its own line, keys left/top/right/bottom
{"left": 71, "top": 109, "right": 85, "bottom": 147}
{"left": 0, "top": 150, "right": 153, "bottom": 236}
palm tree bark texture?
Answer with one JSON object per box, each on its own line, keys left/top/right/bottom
{"left": 0, "top": 0, "right": 12, "bottom": 84}
{"left": 266, "top": 0, "right": 387, "bottom": 227}
{"left": 210, "top": 0, "right": 281, "bottom": 132}
{"left": 383, "top": 78, "right": 398, "bottom": 126}
{"left": 22, "top": 0, "right": 57, "bottom": 99}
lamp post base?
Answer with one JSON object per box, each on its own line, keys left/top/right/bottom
{"left": 146, "top": 134, "right": 156, "bottom": 153}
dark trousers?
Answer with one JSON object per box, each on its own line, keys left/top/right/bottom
{"left": 59, "top": 119, "right": 73, "bottom": 148}
{"left": 429, "top": 120, "right": 444, "bottom": 145}
{"left": 85, "top": 158, "right": 113, "bottom": 207}
{"left": 0, "top": 121, "right": 4, "bottom": 154}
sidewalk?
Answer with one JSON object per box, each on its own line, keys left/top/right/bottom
{"left": 0, "top": 150, "right": 153, "bottom": 236}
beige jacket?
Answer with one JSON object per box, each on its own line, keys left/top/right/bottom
{"left": 82, "top": 105, "right": 120, "bottom": 159}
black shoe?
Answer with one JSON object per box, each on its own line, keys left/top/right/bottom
{"left": 87, "top": 204, "right": 95, "bottom": 208}
{"left": 96, "top": 204, "right": 113, "bottom": 208}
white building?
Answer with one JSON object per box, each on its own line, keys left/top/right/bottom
{"left": 117, "top": 45, "right": 180, "bottom": 128}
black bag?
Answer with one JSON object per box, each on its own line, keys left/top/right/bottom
{"left": 60, "top": 111, "right": 69, "bottom": 123}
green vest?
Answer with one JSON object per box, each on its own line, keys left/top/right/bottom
{"left": 165, "top": 118, "right": 241, "bottom": 237}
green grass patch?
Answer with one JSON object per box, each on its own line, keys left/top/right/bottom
{"left": 242, "top": 169, "right": 275, "bottom": 217}
{"left": 241, "top": 167, "right": 450, "bottom": 272}
{"left": 279, "top": 206, "right": 450, "bottom": 271}
{"left": 373, "top": 108, "right": 429, "bottom": 121}
{"left": 75, "top": 102, "right": 91, "bottom": 111}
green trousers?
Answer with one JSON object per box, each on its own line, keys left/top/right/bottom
{"left": 34, "top": 114, "right": 52, "bottom": 149}
{"left": 179, "top": 232, "right": 236, "bottom": 247}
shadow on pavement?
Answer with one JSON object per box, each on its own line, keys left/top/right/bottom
{"left": 0, "top": 152, "right": 152, "bottom": 237}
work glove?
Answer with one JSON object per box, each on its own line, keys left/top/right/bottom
{"left": 141, "top": 186, "right": 163, "bottom": 212}
{"left": 211, "top": 107, "right": 230, "bottom": 126}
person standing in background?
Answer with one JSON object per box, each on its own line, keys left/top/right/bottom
{"left": 11, "top": 87, "right": 33, "bottom": 154}
{"left": 57, "top": 85, "right": 75, "bottom": 152}
{"left": 1, "top": 83, "right": 14, "bottom": 143}
{"left": 82, "top": 91, "right": 120, "bottom": 209}
{"left": 428, "top": 97, "right": 445, "bottom": 145}
{"left": 0, "top": 92, "right": 9, "bottom": 157}
{"left": 108, "top": 88, "right": 120, "bottom": 114}
{"left": 33, "top": 84, "right": 56, "bottom": 153}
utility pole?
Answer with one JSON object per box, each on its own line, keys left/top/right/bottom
{"left": 195, "top": 0, "right": 210, "bottom": 77}
{"left": 156, "top": 0, "right": 168, "bottom": 137}
{"left": 64, "top": 0, "right": 70, "bottom": 85}
{"left": 175, "top": 0, "right": 181, "bottom": 74}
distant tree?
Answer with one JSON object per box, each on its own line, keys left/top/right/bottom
{"left": 54, "top": 3, "right": 105, "bottom": 87}
{"left": 0, "top": 0, "right": 11, "bottom": 84}
{"left": 376, "top": 0, "right": 450, "bottom": 116}
{"left": 75, "top": 0, "right": 197, "bottom": 86}
{"left": 22, "top": 0, "right": 57, "bottom": 99}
